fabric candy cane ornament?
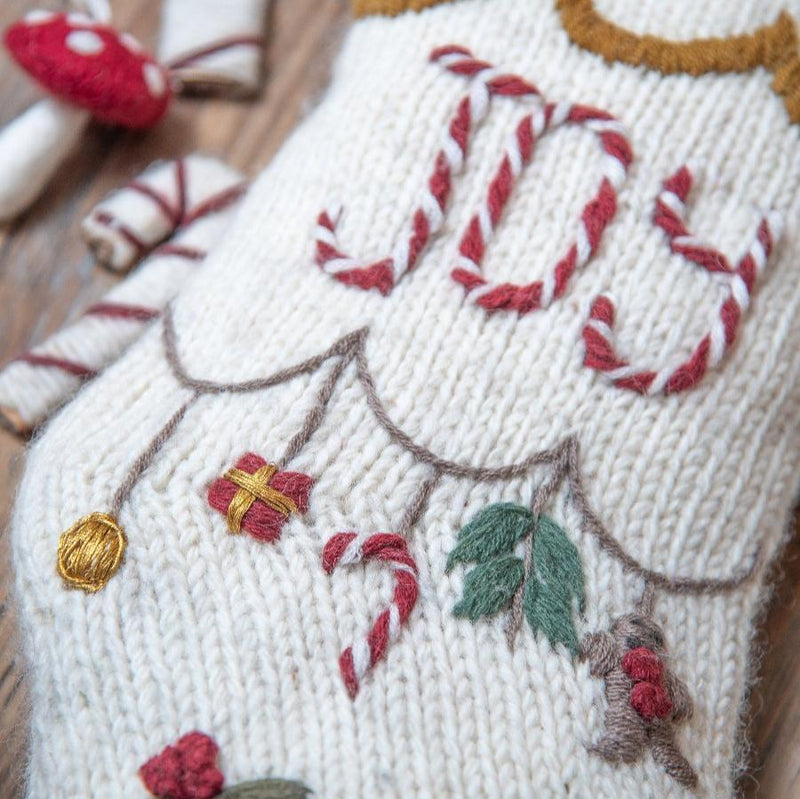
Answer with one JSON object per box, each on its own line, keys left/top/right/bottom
{"left": 0, "top": 155, "right": 247, "bottom": 436}
{"left": 9, "top": 0, "right": 800, "bottom": 797}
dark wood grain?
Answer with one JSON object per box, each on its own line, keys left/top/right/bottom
{"left": 0, "top": 3, "right": 797, "bottom": 798}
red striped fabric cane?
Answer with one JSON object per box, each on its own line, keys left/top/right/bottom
{"left": 582, "top": 164, "right": 781, "bottom": 395}
{"left": 314, "top": 45, "right": 541, "bottom": 295}
{"left": 0, "top": 158, "right": 246, "bottom": 435}
{"left": 322, "top": 532, "right": 419, "bottom": 699}
{"left": 450, "top": 102, "right": 632, "bottom": 314}
{"left": 82, "top": 155, "right": 247, "bottom": 272}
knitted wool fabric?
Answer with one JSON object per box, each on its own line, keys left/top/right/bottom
{"left": 10, "top": 0, "right": 800, "bottom": 796}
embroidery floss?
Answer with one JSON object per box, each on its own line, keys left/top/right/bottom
{"left": 322, "top": 532, "right": 419, "bottom": 698}
{"left": 556, "top": 0, "right": 800, "bottom": 124}
{"left": 56, "top": 512, "right": 127, "bottom": 593}
{"left": 583, "top": 164, "right": 781, "bottom": 394}
{"left": 352, "top": 0, "right": 451, "bottom": 16}
{"left": 581, "top": 608, "right": 698, "bottom": 789}
{"left": 207, "top": 454, "right": 313, "bottom": 542}
{"left": 450, "top": 102, "right": 631, "bottom": 314}
{"left": 140, "top": 731, "right": 224, "bottom": 799}
{"left": 447, "top": 504, "right": 585, "bottom": 654}
{"left": 314, "top": 45, "right": 541, "bottom": 294}
{"left": 139, "top": 730, "right": 314, "bottom": 798}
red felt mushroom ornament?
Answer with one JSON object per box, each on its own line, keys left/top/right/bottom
{"left": 0, "top": 3, "right": 172, "bottom": 222}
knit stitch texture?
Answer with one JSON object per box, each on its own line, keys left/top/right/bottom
{"left": 11, "top": 1, "right": 800, "bottom": 797}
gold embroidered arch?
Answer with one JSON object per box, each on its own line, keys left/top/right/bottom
{"left": 352, "top": 0, "right": 452, "bottom": 16}
{"left": 557, "top": 0, "right": 800, "bottom": 122}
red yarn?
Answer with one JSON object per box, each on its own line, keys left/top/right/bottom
{"left": 5, "top": 13, "right": 171, "bottom": 128}
{"left": 630, "top": 681, "right": 672, "bottom": 721}
{"left": 582, "top": 165, "right": 778, "bottom": 396}
{"left": 323, "top": 532, "right": 419, "bottom": 698}
{"left": 622, "top": 647, "right": 664, "bottom": 684}
{"left": 139, "top": 731, "right": 224, "bottom": 799}
{"left": 207, "top": 453, "right": 313, "bottom": 542}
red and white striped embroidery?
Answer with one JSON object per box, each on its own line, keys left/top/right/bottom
{"left": 583, "top": 165, "right": 781, "bottom": 395}
{"left": 314, "top": 45, "right": 541, "bottom": 295}
{"left": 322, "top": 532, "right": 419, "bottom": 698}
{"left": 451, "top": 103, "right": 631, "bottom": 314}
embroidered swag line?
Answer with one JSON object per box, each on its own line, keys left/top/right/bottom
{"left": 162, "top": 307, "right": 761, "bottom": 595}
{"left": 56, "top": 306, "right": 762, "bottom": 599}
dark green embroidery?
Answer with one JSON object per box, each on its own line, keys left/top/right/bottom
{"left": 219, "top": 779, "right": 313, "bottom": 798}
{"left": 448, "top": 504, "right": 585, "bottom": 655}
{"left": 446, "top": 502, "right": 534, "bottom": 569}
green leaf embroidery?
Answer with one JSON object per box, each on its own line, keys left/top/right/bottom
{"left": 219, "top": 778, "right": 313, "bottom": 799}
{"left": 446, "top": 502, "right": 534, "bottom": 572}
{"left": 452, "top": 554, "right": 524, "bottom": 620}
{"left": 523, "top": 516, "right": 585, "bottom": 656}
{"left": 448, "top": 503, "right": 586, "bottom": 656}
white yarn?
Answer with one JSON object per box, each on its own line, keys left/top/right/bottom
{"left": 10, "top": 0, "right": 800, "bottom": 797}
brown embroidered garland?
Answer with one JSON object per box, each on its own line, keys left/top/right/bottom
{"left": 557, "top": 0, "right": 800, "bottom": 123}
{"left": 352, "top": 0, "right": 451, "bottom": 17}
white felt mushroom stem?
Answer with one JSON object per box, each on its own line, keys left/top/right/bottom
{"left": 159, "top": 0, "right": 270, "bottom": 96}
{"left": 0, "top": 99, "right": 90, "bottom": 223}
{"left": 69, "top": 0, "right": 112, "bottom": 24}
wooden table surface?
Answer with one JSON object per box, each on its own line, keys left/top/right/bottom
{"left": 0, "top": 2, "right": 797, "bottom": 797}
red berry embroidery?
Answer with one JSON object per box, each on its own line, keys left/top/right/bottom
{"left": 622, "top": 646, "right": 663, "bottom": 684}
{"left": 630, "top": 681, "right": 673, "bottom": 721}
{"left": 139, "top": 731, "right": 224, "bottom": 799}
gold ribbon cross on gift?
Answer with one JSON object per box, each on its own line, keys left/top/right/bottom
{"left": 224, "top": 463, "right": 298, "bottom": 534}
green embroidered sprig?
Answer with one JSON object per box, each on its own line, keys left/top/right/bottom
{"left": 218, "top": 778, "right": 313, "bottom": 798}
{"left": 447, "top": 503, "right": 585, "bottom": 655}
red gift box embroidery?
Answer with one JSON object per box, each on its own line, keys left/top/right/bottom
{"left": 207, "top": 453, "right": 313, "bottom": 542}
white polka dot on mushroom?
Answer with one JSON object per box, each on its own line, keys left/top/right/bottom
{"left": 23, "top": 11, "right": 56, "bottom": 25}
{"left": 143, "top": 64, "right": 167, "bottom": 98}
{"left": 66, "top": 30, "right": 105, "bottom": 56}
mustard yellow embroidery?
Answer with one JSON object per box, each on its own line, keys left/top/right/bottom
{"left": 57, "top": 512, "right": 127, "bottom": 593}
{"left": 557, "top": 0, "right": 800, "bottom": 123}
{"left": 223, "top": 463, "right": 298, "bottom": 534}
{"left": 352, "top": 0, "right": 452, "bottom": 18}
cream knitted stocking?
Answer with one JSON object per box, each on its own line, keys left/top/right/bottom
{"left": 11, "top": 1, "right": 800, "bottom": 797}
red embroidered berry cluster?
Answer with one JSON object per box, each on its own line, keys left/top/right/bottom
{"left": 622, "top": 646, "right": 672, "bottom": 721}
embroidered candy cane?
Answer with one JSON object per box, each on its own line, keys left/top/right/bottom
{"left": 322, "top": 532, "right": 419, "bottom": 698}
{"left": 582, "top": 164, "right": 781, "bottom": 395}
{"left": 451, "top": 103, "right": 632, "bottom": 314}
{"left": 314, "top": 45, "right": 541, "bottom": 295}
